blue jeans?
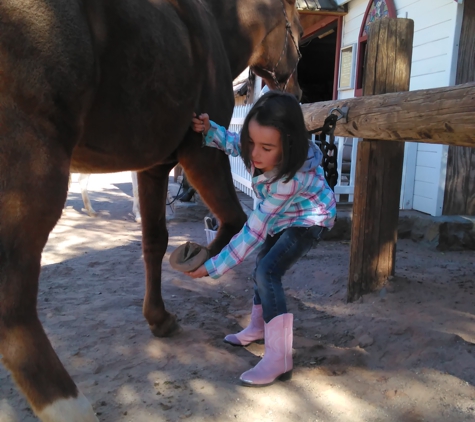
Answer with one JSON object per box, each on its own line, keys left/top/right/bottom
{"left": 252, "top": 225, "right": 327, "bottom": 323}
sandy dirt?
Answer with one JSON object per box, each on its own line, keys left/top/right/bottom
{"left": 1, "top": 172, "right": 474, "bottom": 422}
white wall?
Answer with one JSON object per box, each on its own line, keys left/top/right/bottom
{"left": 339, "top": 0, "right": 462, "bottom": 215}
{"left": 400, "top": 0, "right": 461, "bottom": 216}
{"left": 339, "top": 0, "right": 367, "bottom": 104}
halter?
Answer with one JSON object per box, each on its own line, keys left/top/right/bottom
{"left": 253, "top": 0, "right": 302, "bottom": 92}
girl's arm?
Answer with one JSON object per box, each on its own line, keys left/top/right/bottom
{"left": 202, "top": 178, "right": 302, "bottom": 279}
{"left": 191, "top": 113, "right": 242, "bottom": 157}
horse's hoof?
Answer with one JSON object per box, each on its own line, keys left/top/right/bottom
{"left": 176, "top": 188, "right": 195, "bottom": 202}
{"left": 149, "top": 315, "right": 182, "bottom": 338}
{"left": 83, "top": 208, "right": 98, "bottom": 217}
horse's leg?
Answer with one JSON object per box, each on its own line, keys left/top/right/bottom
{"left": 78, "top": 173, "right": 98, "bottom": 217}
{"left": 0, "top": 118, "right": 97, "bottom": 421}
{"left": 178, "top": 138, "right": 248, "bottom": 256}
{"left": 137, "top": 163, "right": 180, "bottom": 337}
{"left": 131, "top": 171, "right": 142, "bottom": 223}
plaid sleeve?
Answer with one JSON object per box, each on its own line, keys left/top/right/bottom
{"left": 204, "top": 178, "right": 302, "bottom": 278}
{"left": 204, "top": 121, "right": 242, "bottom": 157}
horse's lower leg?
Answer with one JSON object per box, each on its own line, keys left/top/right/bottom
{"left": 0, "top": 128, "right": 97, "bottom": 421}
{"left": 78, "top": 173, "right": 98, "bottom": 217}
{"left": 137, "top": 164, "right": 180, "bottom": 337}
{"left": 176, "top": 173, "right": 195, "bottom": 202}
{"left": 131, "top": 171, "right": 142, "bottom": 223}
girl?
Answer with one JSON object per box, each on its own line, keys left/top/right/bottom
{"left": 189, "top": 91, "right": 336, "bottom": 387}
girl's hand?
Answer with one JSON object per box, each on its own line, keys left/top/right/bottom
{"left": 191, "top": 113, "right": 210, "bottom": 135}
{"left": 186, "top": 265, "right": 209, "bottom": 279}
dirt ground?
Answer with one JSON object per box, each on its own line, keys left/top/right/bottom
{"left": 1, "top": 172, "right": 474, "bottom": 422}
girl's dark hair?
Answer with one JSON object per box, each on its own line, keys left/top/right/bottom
{"left": 240, "top": 90, "right": 309, "bottom": 183}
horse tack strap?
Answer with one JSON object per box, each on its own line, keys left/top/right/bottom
{"left": 278, "top": 0, "right": 301, "bottom": 92}
{"left": 249, "top": 0, "right": 301, "bottom": 94}
{"left": 268, "top": 0, "right": 302, "bottom": 91}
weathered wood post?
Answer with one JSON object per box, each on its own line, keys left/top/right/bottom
{"left": 347, "top": 18, "right": 414, "bottom": 302}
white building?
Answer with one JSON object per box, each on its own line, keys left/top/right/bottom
{"left": 232, "top": 0, "right": 473, "bottom": 216}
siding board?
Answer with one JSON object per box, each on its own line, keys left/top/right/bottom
{"left": 443, "top": 0, "right": 475, "bottom": 215}
{"left": 339, "top": 0, "right": 460, "bottom": 215}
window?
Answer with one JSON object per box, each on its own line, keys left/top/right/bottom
{"left": 354, "top": 0, "right": 396, "bottom": 97}
{"left": 338, "top": 44, "right": 356, "bottom": 90}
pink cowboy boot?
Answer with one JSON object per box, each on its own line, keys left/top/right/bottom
{"left": 224, "top": 304, "right": 264, "bottom": 347}
{"left": 240, "top": 313, "right": 293, "bottom": 387}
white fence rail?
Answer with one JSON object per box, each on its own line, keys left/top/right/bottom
{"left": 228, "top": 105, "right": 358, "bottom": 207}
{"left": 228, "top": 104, "right": 256, "bottom": 204}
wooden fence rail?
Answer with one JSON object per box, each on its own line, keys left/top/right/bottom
{"left": 301, "top": 81, "right": 475, "bottom": 148}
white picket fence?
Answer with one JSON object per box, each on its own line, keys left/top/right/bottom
{"left": 228, "top": 105, "right": 359, "bottom": 207}
{"left": 228, "top": 105, "right": 255, "bottom": 204}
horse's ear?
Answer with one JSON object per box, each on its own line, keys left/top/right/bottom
{"left": 285, "top": 0, "right": 297, "bottom": 6}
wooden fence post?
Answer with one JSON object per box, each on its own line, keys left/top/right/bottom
{"left": 347, "top": 18, "right": 414, "bottom": 302}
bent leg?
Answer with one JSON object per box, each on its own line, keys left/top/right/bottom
{"left": 252, "top": 233, "right": 281, "bottom": 306}
{"left": 137, "top": 163, "right": 180, "bottom": 337}
{"left": 254, "top": 227, "right": 324, "bottom": 323}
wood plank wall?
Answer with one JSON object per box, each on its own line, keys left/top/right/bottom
{"left": 443, "top": 1, "right": 475, "bottom": 215}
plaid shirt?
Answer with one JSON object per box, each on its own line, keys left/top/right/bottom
{"left": 203, "top": 121, "right": 336, "bottom": 279}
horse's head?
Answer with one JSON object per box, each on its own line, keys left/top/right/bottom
{"left": 250, "top": 0, "right": 302, "bottom": 99}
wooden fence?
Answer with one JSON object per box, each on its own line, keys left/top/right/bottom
{"left": 230, "top": 18, "right": 475, "bottom": 301}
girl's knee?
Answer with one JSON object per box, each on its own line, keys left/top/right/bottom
{"left": 254, "top": 262, "right": 270, "bottom": 285}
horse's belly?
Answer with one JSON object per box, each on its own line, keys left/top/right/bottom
{"left": 70, "top": 126, "right": 183, "bottom": 174}
{"left": 70, "top": 146, "right": 167, "bottom": 173}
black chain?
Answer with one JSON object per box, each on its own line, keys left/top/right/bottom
{"left": 309, "top": 114, "right": 339, "bottom": 191}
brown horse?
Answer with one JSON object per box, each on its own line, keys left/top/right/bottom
{"left": 0, "top": 0, "right": 301, "bottom": 420}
